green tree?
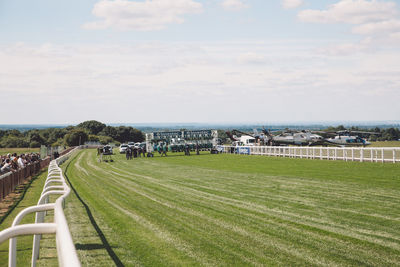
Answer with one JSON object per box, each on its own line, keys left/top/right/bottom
{"left": 98, "top": 136, "right": 113, "bottom": 145}
{"left": 78, "top": 120, "right": 106, "bottom": 135}
{"left": 30, "top": 141, "right": 41, "bottom": 148}
{"left": 383, "top": 128, "right": 400, "bottom": 140}
{"left": 114, "top": 126, "right": 144, "bottom": 143}
{"left": 1, "top": 136, "right": 29, "bottom": 148}
{"left": 28, "top": 130, "right": 45, "bottom": 146}
{"left": 374, "top": 127, "right": 381, "bottom": 133}
{"left": 0, "top": 130, "right": 6, "bottom": 139}
{"left": 336, "top": 125, "right": 346, "bottom": 131}
{"left": 65, "top": 126, "right": 75, "bottom": 131}
{"left": 52, "top": 138, "right": 65, "bottom": 147}
{"left": 64, "top": 129, "right": 89, "bottom": 146}
{"left": 129, "top": 128, "right": 145, "bottom": 143}
{"left": 99, "top": 126, "right": 118, "bottom": 140}
{"left": 88, "top": 135, "right": 100, "bottom": 142}
{"left": 47, "top": 128, "right": 68, "bottom": 145}
{"left": 115, "top": 126, "right": 132, "bottom": 143}
{"left": 6, "top": 129, "right": 23, "bottom": 137}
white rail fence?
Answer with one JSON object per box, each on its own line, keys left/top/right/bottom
{"left": 0, "top": 148, "right": 81, "bottom": 267}
{"left": 221, "top": 146, "right": 400, "bottom": 163}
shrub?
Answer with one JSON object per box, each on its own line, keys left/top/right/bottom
{"left": 29, "top": 141, "right": 41, "bottom": 148}
{"left": 64, "top": 129, "right": 89, "bottom": 146}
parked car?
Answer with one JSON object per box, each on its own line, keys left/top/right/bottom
{"left": 103, "top": 145, "right": 113, "bottom": 155}
{"left": 119, "top": 144, "right": 128, "bottom": 153}
{"left": 127, "top": 142, "right": 135, "bottom": 148}
{"left": 140, "top": 142, "right": 147, "bottom": 149}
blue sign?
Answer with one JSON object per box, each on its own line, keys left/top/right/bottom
{"left": 237, "top": 147, "right": 250, "bottom": 155}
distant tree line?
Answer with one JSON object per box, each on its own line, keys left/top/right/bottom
{"left": 0, "top": 120, "right": 144, "bottom": 148}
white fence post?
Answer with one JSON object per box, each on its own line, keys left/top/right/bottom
{"left": 361, "top": 148, "right": 364, "bottom": 162}
{"left": 394, "top": 150, "right": 396, "bottom": 163}
{"left": 219, "top": 145, "right": 398, "bottom": 164}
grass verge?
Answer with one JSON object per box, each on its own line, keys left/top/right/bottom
{"left": 370, "top": 141, "right": 400, "bottom": 147}
{"left": 0, "top": 170, "right": 48, "bottom": 266}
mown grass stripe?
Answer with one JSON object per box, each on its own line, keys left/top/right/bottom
{"left": 83, "top": 151, "right": 400, "bottom": 264}
{"left": 65, "top": 149, "right": 400, "bottom": 266}
{"left": 98, "top": 168, "right": 400, "bottom": 252}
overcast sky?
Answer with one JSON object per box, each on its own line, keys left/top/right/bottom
{"left": 1, "top": 0, "right": 399, "bottom": 124}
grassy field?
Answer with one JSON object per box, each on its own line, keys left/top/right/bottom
{"left": 60, "top": 149, "right": 400, "bottom": 266}
{"left": 0, "top": 148, "right": 39, "bottom": 155}
{"left": 0, "top": 170, "right": 49, "bottom": 266}
{"left": 370, "top": 141, "right": 400, "bottom": 147}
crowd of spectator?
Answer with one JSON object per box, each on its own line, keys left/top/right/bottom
{"left": 0, "top": 152, "right": 41, "bottom": 175}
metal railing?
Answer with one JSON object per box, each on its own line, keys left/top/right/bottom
{"left": 220, "top": 145, "right": 400, "bottom": 163}
{"left": 0, "top": 148, "right": 81, "bottom": 267}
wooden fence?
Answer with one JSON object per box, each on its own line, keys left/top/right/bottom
{"left": 0, "top": 147, "right": 75, "bottom": 201}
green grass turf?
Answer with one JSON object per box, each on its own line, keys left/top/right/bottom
{"left": 0, "top": 148, "right": 39, "bottom": 155}
{"left": 0, "top": 151, "right": 97, "bottom": 267}
{"left": 0, "top": 170, "right": 48, "bottom": 266}
{"left": 370, "top": 141, "right": 400, "bottom": 147}
{"left": 63, "top": 149, "right": 400, "bottom": 266}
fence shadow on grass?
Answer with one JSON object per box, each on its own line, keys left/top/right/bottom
{"left": 75, "top": 243, "right": 106, "bottom": 251}
{"left": 64, "top": 162, "right": 124, "bottom": 267}
{"left": 0, "top": 170, "right": 45, "bottom": 225}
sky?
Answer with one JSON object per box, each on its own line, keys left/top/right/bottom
{"left": 1, "top": 0, "right": 399, "bottom": 124}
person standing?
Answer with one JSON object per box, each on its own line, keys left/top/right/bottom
{"left": 157, "top": 143, "right": 162, "bottom": 155}
{"left": 185, "top": 144, "right": 190, "bottom": 156}
{"left": 17, "top": 154, "right": 25, "bottom": 168}
{"left": 142, "top": 146, "right": 146, "bottom": 157}
{"left": 126, "top": 147, "right": 131, "bottom": 160}
{"left": 133, "top": 147, "right": 138, "bottom": 158}
{"left": 161, "top": 143, "right": 167, "bottom": 157}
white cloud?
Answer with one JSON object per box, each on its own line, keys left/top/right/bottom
{"left": 221, "top": 0, "right": 248, "bottom": 11}
{"left": 316, "top": 42, "right": 370, "bottom": 56}
{"left": 83, "top": 0, "right": 203, "bottom": 31}
{"left": 298, "top": 0, "right": 397, "bottom": 24}
{"left": 1, "top": 41, "right": 399, "bottom": 123}
{"left": 352, "top": 19, "right": 400, "bottom": 35}
{"left": 297, "top": 1, "right": 400, "bottom": 55}
{"left": 282, "top": 0, "right": 303, "bottom": 9}
{"left": 237, "top": 52, "right": 266, "bottom": 64}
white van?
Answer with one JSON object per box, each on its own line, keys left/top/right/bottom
{"left": 119, "top": 144, "right": 128, "bottom": 153}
